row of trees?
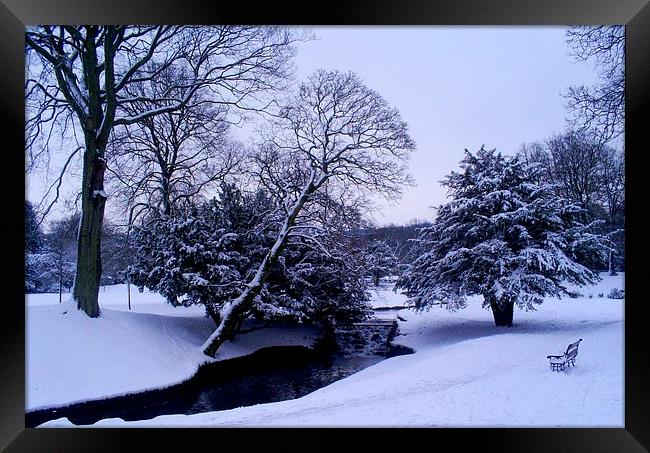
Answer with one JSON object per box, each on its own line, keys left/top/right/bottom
{"left": 26, "top": 26, "right": 303, "bottom": 319}
{"left": 128, "top": 183, "right": 371, "bottom": 331}
{"left": 120, "top": 64, "right": 416, "bottom": 356}
{"left": 25, "top": 25, "right": 623, "bottom": 353}
{"left": 394, "top": 26, "right": 625, "bottom": 327}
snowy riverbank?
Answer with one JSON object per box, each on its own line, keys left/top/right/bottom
{"left": 26, "top": 286, "right": 320, "bottom": 411}
{"left": 28, "top": 273, "right": 624, "bottom": 427}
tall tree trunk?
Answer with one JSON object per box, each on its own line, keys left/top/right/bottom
{"left": 72, "top": 135, "right": 106, "bottom": 318}
{"left": 202, "top": 174, "right": 323, "bottom": 357}
{"left": 488, "top": 295, "right": 514, "bottom": 327}
{"left": 72, "top": 26, "right": 111, "bottom": 318}
{"left": 161, "top": 172, "right": 172, "bottom": 217}
{"left": 608, "top": 250, "right": 617, "bottom": 276}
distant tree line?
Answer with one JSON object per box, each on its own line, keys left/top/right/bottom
{"left": 356, "top": 220, "right": 432, "bottom": 266}
{"left": 25, "top": 201, "right": 130, "bottom": 300}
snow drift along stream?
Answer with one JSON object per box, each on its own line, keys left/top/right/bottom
{"left": 27, "top": 273, "right": 624, "bottom": 427}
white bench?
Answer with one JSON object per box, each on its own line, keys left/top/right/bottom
{"left": 547, "top": 339, "right": 582, "bottom": 371}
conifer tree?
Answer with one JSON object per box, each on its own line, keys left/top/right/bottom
{"left": 397, "top": 147, "right": 611, "bottom": 326}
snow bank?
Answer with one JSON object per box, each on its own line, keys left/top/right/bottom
{"left": 26, "top": 288, "right": 320, "bottom": 411}
{"left": 30, "top": 273, "right": 624, "bottom": 427}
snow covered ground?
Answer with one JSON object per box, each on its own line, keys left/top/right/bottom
{"left": 26, "top": 285, "right": 320, "bottom": 411}
{"left": 368, "top": 281, "right": 410, "bottom": 309}
{"left": 28, "top": 273, "right": 625, "bottom": 427}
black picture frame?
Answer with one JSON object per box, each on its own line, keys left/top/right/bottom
{"left": 2, "top": 1, "right": 649, "bottom": 451}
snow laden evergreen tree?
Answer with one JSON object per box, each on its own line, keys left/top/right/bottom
{"left": 128, "top": 183, "right": 273, "bottom": 326}
{"left": 364, "top": 240, "right": 399, "bottom": 286}
{"left": 253, "top": 244, "right": 371, "bottom": 326}
{"left": 256, "top": 210, "right": 372, "bottom": 326}
{"left": 129, "top": 182, "right": 371, "bottom": 330}
{"left": 396, "top": 147, "right": 611, "bottom": 327}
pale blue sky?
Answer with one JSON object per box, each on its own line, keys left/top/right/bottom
{"left": 287, "top": 26, "right": 602, "bottom": 225}
{"left": 28, "top": 26, "right": 606, "bottom": 228}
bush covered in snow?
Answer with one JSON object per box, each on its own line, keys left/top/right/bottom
{"left": 607, "top": 288, "right": 625, "bottom": 299}
{"left": 26, "top": 252, "right": 73, "bottom": 293}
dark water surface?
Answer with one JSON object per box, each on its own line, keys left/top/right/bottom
{"left": 26, "top": 346, "right": 397, "bottom": 427}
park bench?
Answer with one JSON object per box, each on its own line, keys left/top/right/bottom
{"left": 547, "top": 339, "right": 582, "bottom": 371}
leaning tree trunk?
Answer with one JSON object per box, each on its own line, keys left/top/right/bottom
{"left": 487, "top": 294, "right": 514, "bottom": 327}
{"left": 202, "top": 175, "right": 322, "bottom": 357}
{"left": 72, "top": 136, "right": 107, "bottom": 318}
{"left": 202, "top": 229, "right": 291, "bottom": 357}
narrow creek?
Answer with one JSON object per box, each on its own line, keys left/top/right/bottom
{"left": 26, "top": 341, "right": 413, "bottom": 427}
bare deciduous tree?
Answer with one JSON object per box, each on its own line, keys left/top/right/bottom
{"left": 518, "top": 131, "right": 625, "bottom": 272}
{"left": 598, "top": 146, "right": 624, "bottom": 230}
{"left": 202, "top": 69, "right": 415, "bottom": 357}
{"left": 545, "top": 131, "right": 604, "bottom": 211}
{"left": 25, "top": 25, "right": 300, "bottom": 317}
{"left": 565, "top": 25, "right": 625, "bottom": 145}
{"left": 47, "top": 213, "right": 80, "bottom": 303}
{"left": 520, "top": 131, "right": 624, "bottom": 228}
{"left": 109, "top": 74, "right": 242, "bottom": 220}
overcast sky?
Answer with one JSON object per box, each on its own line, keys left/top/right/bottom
{"left": 27, "top": 26, "right": 605, "bottom": 228}
{"left": 284, "top": 26, "right": 602, "bottom": 225}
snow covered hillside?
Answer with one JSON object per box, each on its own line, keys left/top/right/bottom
{"left": 29, "top": 273, "right": 624, "bottom": 427}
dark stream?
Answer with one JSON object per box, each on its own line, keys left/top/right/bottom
{"left": 26, "top": 344, "right": 412, "bottom": 427}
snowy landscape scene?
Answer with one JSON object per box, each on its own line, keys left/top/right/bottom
{"left": 28, "top": 275, "right": 624, "bottom": 427}
{"left": 25, "top": 26, "right": 625, "bottom": 428}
